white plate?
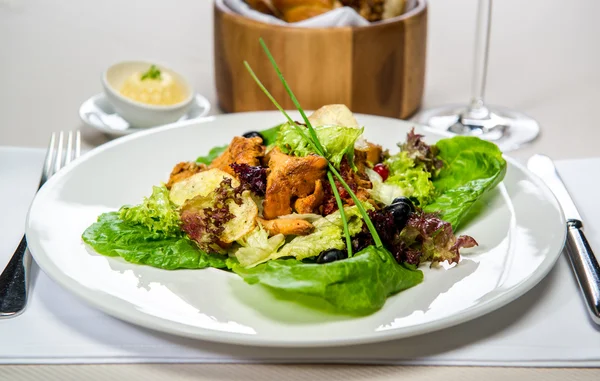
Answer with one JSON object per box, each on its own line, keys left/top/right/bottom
{"left": 79, "top": 93, "right": 211, "bottom": 137}
{"left": 25, "top": 112, "right": 566, "bottom": 347}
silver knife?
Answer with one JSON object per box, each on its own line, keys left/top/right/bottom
{"left": 528, "top": 154, "right": 600, "bottom": 324}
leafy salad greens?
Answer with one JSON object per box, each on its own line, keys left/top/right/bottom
{"left": 82, "top": 40, "right": 507, "bottom": 316}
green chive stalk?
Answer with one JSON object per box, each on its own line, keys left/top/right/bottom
{"left": 258, "top": 39, "right": 327, "bottom": 157}
{"left": 244, "top": 40, "right": 384, "bottom": 250}
{"left": 245, "top": 60, "right": 354, "bottom": 254}
{"left": 327, "top": 172, "right": 353, "bottom": 257}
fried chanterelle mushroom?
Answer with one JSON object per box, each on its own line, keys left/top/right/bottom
{"left": 166, "top": 161, "right": 207, "bottom": 189}
{"left": 262, "top": 148, "right": 328, "bottom": 219}
{"left": 258, "top": 217, "right": 314, "bottom": 236}
{"left": 167, "top": 136, "right": 264, "bottom": 189}
{"left": 294, "top": 179, "right": 324, "bottom": 214}
{"left": 209, "top": 136, "right": 264, "bottom": 176}
{"left": 354, "top": 141, "right": 383, "bottom": 169}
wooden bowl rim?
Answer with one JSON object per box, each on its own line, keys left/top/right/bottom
{"left": 214, "top": 0, "right": 426, "bottom": 31}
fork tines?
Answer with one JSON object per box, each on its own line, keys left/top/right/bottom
{"left": 40, "top": 131, "right": 81, "bottom": 187}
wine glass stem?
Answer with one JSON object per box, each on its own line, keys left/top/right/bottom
{"left": 468, "top": 0, "right": 492, "bottom": 118}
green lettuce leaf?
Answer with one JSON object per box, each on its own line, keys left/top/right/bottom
{"left": 424, "top": 136, "right": 507, "bottom": 229}
{"left": 383, "top": 151, "right": 436, "bottom": 206}
{"left": 233, "top": 226, "right": 286, "bottom": 268}
{"left": 366, "top": 168, "right": 407, "bottom": 206}
{"left": 196, "top": 145, "right": 228, "bottom": 165}
{"left": 398, "top": 128, "right": 443, "bottom": 175}
{"left": 275, "top": 223, "right": 345, "bottom": 261}
{"left": 272, "top": 206, "right": 368, "bottom": 262}
{"left": 314, "top": 204, "right": 368, "bottom": 236}
{"left": 260, "top": 123, "right": 284, "bottom": 146}
{"left": 82, "top": 212, "right": 227, "bottom": 270}
{"left": 276, "top": 122, "right": 363, "bottom": 168}
{"left": 232, "top": 245, "right": 423, "bottom": 315}
{"left": 119, "top": 185, "right": 181, "bottom": 236}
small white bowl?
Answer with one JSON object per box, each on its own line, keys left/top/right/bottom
{"left": 102, "top": 61, "right": 195, "bottom": 128}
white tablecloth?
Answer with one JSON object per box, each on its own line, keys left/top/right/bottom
{"left": 1, "top": 147, "right": 599, "bottom": 366}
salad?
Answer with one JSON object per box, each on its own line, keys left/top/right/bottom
{"left": 82, "top": 41, "right": 506, "bottom": 316}
{"left": 82, "top": 104, "right": 506, "bottom": 315}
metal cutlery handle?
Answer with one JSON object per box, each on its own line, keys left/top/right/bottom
{"left": 565, "top": 219, "right": 600, "bottom": 324}
{"left": 0, "top": 131, "right": 81, "bottom": 318}
{"left": 0, "top": 236, "right": 29, "bottom": 317}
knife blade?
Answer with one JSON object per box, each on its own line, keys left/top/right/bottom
{"left": 528, "top": 154, "right": 600, "bottom": 324}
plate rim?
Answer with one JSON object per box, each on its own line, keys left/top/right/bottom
{"left": 25, "top": 112, "right": 567, "bottom": 347}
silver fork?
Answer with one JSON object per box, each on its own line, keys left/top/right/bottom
{"left": 0, "top": 131, "right": 81, "bottom": 318}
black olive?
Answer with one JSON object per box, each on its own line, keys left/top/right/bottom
{"left": 242, "top": 131, "right": 264, "bottom": 142}
{"left": 391, "top": 197, "right": 415, "bottom": 213}
{"left": 316, "top": 249, "right": 348, "bottom": 264}
{"left": 386, "top": 198, "right": 415, "bottom": 229}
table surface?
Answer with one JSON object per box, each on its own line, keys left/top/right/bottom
{"left": 1, "top": 0, "right": 599, "bottom": 379}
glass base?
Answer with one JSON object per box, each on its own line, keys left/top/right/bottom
{"left": 413, "top": 104, "right": 540, "bottom": 152}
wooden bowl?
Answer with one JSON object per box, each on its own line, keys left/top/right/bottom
{"left": 214, "top": 0, "right": 427, "bottom": 119}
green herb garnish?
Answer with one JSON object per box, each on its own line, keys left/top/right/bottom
{"left": 327, "top": 172, "right": 353, "bottom": 256}
{"left": 243, "top": 62, "right": 354, "bottom": 255}
{"left": 258, "top": 40, "right": 327, "bottom": 157}
{"left": 244, "top": 38, "right": 384, "bottom": 255}
{"left": 140, "top": 65, "right": 161, "bottom": 81}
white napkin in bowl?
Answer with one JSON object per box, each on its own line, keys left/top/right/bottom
{"left": 218, "top": 0, "right": 418, "bottom": 28}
